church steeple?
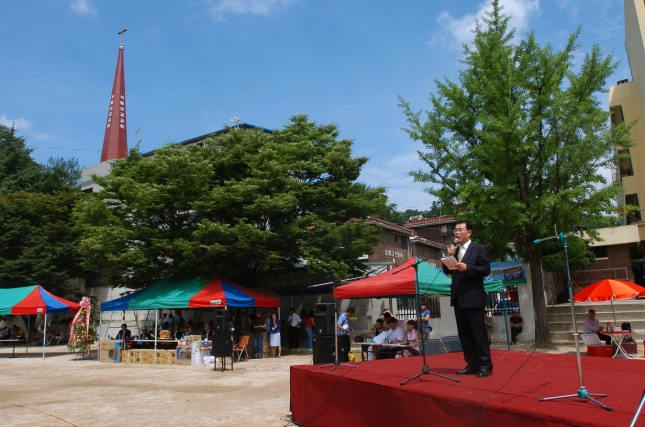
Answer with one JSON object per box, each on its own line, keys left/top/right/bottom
{"left": 100, "top": 26, "right": 128, "bottom": 162}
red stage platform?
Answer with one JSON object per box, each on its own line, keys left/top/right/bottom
{"left": 290, "top": 350, "right": 645, "bottom": 427}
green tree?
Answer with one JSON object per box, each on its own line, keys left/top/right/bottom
{"left": 0, "top": 125, "right": 84, "bottom": 295}
{"left": 74, "top": 114, "right": 387, "bottom": 289}
{"left": 0, "top": 124, "right": 43, "bottom": 194}
{"left": 399, "top": 1, "right": 634, "bottom": 346}
{"left": 540, "top": 235, "right": 596, "bottom": 274}
{"left": 0, "top": 190, "right": 84, "bottom": 294}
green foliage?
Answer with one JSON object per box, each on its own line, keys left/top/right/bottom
{"left": 0, "top": 125, "right": 84, "bottom": 295}
{"left": 0, "top": 125, "right": 81, "bottom": 195}
{"left": 0, "top": 190, "right": 84, "bottom": 294}
{"left": 74, "top": 114, "right": 387, "bottom": 289}
{"left": 540, "top": 235, "right": 596, "bottom": 273}
{"left": 399, "top": 1, "right": 634, "bottom": 346}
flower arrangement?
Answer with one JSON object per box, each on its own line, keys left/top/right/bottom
{"left": 67, "top": 297, "right": 98, "bottom": 354}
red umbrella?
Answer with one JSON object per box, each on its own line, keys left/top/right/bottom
{"left": 573, "top": 279, "right": 645, "bottom": 324}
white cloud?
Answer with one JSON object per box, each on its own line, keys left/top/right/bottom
{"left": 0, "top": 114, "right": 31, "bottom": 132}
{"left": 209, "top": 0, "right": 295, "bottom": 21}
{"left": 360, "top": 151, "right": 436, "bottom": 211}
{"left": 429, "top": 0, "right": 540, "bottom": 48}
{"left": 557, "top": 0, "right": 579, "bottom": 17}
{"left": 70, "top": 0, "right": 97, "bottom": 17}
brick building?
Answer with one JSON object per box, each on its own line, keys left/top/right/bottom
{"left": 363, "top": 217, "right": 444, "bottom": 270}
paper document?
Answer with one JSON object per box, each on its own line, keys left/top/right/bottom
{"left": 441, "top": 256, "right": 458, "bottom": 270}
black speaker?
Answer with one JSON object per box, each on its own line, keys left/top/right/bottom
{"left": 212, "top": 309, "right": 233, "bottom": 357}
{"left": 312, "top": 335, "right": 335, "bottom": 364}
{"left": 313, "top": 303, "right": 335, "bottom": 336}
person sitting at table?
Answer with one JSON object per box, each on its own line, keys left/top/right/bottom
{"left": 34, "top": 327, "right": 46, "bottom": 345}
{"left": 172, "top": 324, "right": 183, "bottom": 340}
{"left": 0, "top": 327, "right": 9, "bottom": 340}
{"left": 583, "top": 309, "right": 612, "bottom": 345}
{"left": 201, "top": 323, "right": 213, "bottom": 341}
{"left": 116, "top": 324, "right": 132, "bottom": 340}
{"left": 370, "top": 318, "right": 404, "bottom": 360}
{"left": 366, "top": 319, "right": 385, "bottom": 339}
{"left": 401, "top": 320, "right": 420, "bottom": 357}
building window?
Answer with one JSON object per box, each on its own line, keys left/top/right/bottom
{"left": 618, "top": 149, "right": 634, "bottom": 177}
{"left": 625, "top": 194, "right": 642, "bottom": 224}
{"left": 610, "top": 105, "right": 624, "bottom": 126}
{"left": 400, "top": 236, "right": 408, "bottom": 250}
{"left": 591, "top": 246, "right": 608, "bottom": 259}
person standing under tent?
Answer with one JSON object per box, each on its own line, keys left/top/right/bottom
{"left": 420, "top": 302, "right": 432, "bottom": 339}
{"left": 336, "top": 306, "right": 355, "bottom": 362}
{"left": 304, "top": 310, "right": 315, "bottom": 349}
{"left": 269, "top": 312, "right": 282, "bottom": 358}
{"left": 443, "top": 219, "right": 493, "bottom": 378}
{"left": 252, "top": 311, "right": 267, "bottom": 358}
{"left": 287, "top": 308, "right": 301, "bottom": 350}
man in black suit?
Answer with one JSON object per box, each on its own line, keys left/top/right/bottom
{"left": 443, "top": 220, "right": 493, "bottom": 378}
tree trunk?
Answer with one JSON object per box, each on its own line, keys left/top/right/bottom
{"left": 526, "top": 246, "right": 550, "bottom": 347}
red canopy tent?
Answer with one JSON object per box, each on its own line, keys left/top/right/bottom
{"left": 333, "top": 257, "right": 420, "bottom": 300}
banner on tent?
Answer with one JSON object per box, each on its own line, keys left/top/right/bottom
{"left": 487, "top": 261, "right": 527, "bottom": 286}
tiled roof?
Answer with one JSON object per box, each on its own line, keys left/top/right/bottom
{"left": 365, "top": 216, "right": 414, "bottom": 234}
{"left": 404, "top": 216, "right": 457, "bottom": 227}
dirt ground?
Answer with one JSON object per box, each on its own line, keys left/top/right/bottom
{"left": 0, "top": 344, "right": 310, "bottom": 427}
{"left": 0, "top": 341, "right": 639, "bottom": 427}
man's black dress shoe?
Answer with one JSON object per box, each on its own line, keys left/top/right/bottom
{"left": 456, "top": 367, "right": 479, "bottom": 375}
{"left": 477, "top": 367, "right": 492, "bottom": 378}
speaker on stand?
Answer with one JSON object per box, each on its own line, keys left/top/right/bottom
{"left": 313, "top": 303, "right": 335, "bottom": 336}
{"left": 212, "top": 309, "right": 233, "bottom": 358}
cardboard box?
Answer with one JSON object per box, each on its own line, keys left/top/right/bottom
{"left": 139, "top": 350, "right": 156, "bottom": 364}
{"left": 586, "top": 345, "right": 613, "bottom": 357}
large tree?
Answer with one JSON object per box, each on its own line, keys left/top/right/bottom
{"left": 74, "top": 114, "right": 388, "bottom": 289}
{"left": 399, "top": 1, "right": 634, "bottom": 346}
{"left": 0, "top": 124, "right": 84, "bottom": 294}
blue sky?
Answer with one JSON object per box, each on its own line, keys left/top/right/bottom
{"left": 0, "top": 0, "right": 628, "bottom": 211}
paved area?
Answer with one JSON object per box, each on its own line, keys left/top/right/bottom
{"left": 0, "top": 342, "right": 641, "bottom": 426}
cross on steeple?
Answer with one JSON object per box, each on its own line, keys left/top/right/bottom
{"left": 118, "top": 25, "right": 127, "bottom": 48}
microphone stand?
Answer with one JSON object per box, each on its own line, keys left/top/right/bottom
{"left": 308, "top": 280, "right": 359, "bottom": 372}
{"left": 536, "top": 232, "right": 610, "bottom": 411}
{"left": 397, "top": 253, "right": 460, "bottom": 385}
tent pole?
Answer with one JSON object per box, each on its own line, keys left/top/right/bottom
{"left": 43, "top": 313, "right": 47, "bottom": 359}
{"left": 106, "top": 311, "right": 114, "bottom": 339}
{"left": 154, "top": 309, "right": 158, "bottom": 350}
{"left": 26, "top": 315, "right": 31, "bottom": 354}
{"left": 99, "top": 310, "right": 102, "bottom": 361}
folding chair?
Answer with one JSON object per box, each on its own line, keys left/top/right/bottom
{"left": 441, "top": 335, "right": 463, "bottom": 353}
{"left": 233, "top": 335, "right": 249, "bottom": 362}
{"left": 423, "top": 339, "right": 446, "bottom": 355}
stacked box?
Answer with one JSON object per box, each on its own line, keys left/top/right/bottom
{"left": 157, "top": 350, "right": 176, "bottom": 364}
{"left": 140, "top": 349, "right": 156, "bottom": 364}
{"left": 120, "top": 350, "right": 131, "bottom": 363}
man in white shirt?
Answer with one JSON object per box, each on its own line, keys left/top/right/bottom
{"left": 287, "top": 308, "right": 302, "bottom": 349}
{"left": 369, "top": 318, "right": 404, "bottom": 360}
{"left": 583, "top": 309, "right": 611, "bottom": 345}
